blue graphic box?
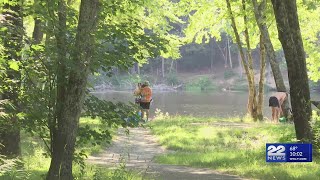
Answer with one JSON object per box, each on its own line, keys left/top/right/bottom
{"left": 266, "top": 143, "right": 312, "bottom": 162}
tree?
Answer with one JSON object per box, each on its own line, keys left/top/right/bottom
{"left": 226, "top": 0, "right": 265, "bottom": 120}
{"left": 12, "top": 0, "right": 169, "bottom": 178}
{"left": 0, "top": 0, "right": 23, "bottom": 157}
{"left": 46, "top": 0, "right": 100, "bottom": 179}
{"left": 257, "top": 34, "right": 266, "bottom": 120}
{"left": 181, "top": 0, "right": 267, "bottom": 120}
{"left": 251, "top": 0, "right": 290, "bottom": 119}
{"left": 271, "top": 0, "right": 312, "bottom": 142}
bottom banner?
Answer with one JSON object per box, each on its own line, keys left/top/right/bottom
{"left": 266, "top": 143, "right": 312, "bottom": 162}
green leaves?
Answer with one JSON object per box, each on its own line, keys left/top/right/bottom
{"left": 297, "top": 0, "right": 320, "bottom": 82}
{"left": 8, "top": 61, "right": 19, "bottom": 71}
{"left": 82, "top": 95, "right": 140, "bottom": 128}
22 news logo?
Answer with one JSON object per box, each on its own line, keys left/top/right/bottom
{"left": 266, "top": 144, "right": 286, "bottom": 162}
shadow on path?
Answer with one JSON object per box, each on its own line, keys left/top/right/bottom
{"left": 87, "top": 127, "right": 248, "bottom": 180}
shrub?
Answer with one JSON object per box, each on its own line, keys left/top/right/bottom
{"left": 165, "top": 73, "right": 180, "bottom": 86}
{"left": 197, "top": 76, "right": 212, "bottom": 90}
{"left": 224, "top": 69, "right": 235, "bottom": 79}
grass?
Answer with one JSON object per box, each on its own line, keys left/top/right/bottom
{"left": 149, "top": 115, "right": 320, "bottom": 180}
{"left": 0, "top": 117, "right": 148, "bottom": 180}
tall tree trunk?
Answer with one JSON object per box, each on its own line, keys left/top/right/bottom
{"left": 257, "top": 34, "right": 266, "bottom": 120}
{"left": 210, "top": 38, "right": 214, "bottom": 73}
{"left": 150, "top": 60, "right": 154, "bottom": 75}
{"left": 46, "top": 0, "right": 100, "bottom": 179}
{"left": 175, "top": 60, "right": 178, "bottom": 73}
{"left": 169, "top": 59, "right": 174, "bottom": 74}
{"left": 252, "top": 0, "right": 290, "bottom": 120}
{"left": 0, "top": 1, "right": 23, "bottom": 157}
{"left": 47, "top": 0, "right": 68, "bottom": 178}
{"left": 238, "top": 51, "right": 243, "bottom": 78}
{"left": 215, "top": 39, "right": 228, "bottom": 67}
{"left": 226, "top": 0, "right": 257, "bottom": 119}
{"left": 137, "top": 63, "right": 140, "bottom": 75}
{"left": 161, "top": 56, "right": 165, "bottom": 78}
{"left": 33, "top": 18, "right": 43, "bottom": 44}
{"left": 243, "top": 0, "right": 258, "bottom": 119}
{"left": 225, "top": 40, "right": 228, "bottom": 68}
{"left": 271, "top": 0, "right": 312, "bottom": 142}
{"left": 227, "top": 37, "right": 233, "bottom": 69}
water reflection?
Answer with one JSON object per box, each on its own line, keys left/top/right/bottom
{"left": 92, "top": 91, "right": 320, "bottom": 118}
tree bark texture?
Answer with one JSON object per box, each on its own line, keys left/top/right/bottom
{"left": 271, "top": 0, "right": 312, "bottom": 142}
{"left": 252, "top": 0, "right": 290, "bottom": 119}
{"left": 227, "top": 37, "right": 232, "bottom": 69}
{"left": 46, "top": 0, "right": 100, "bottom": 179}
{"left": 161, "top": 56, "right": 165, "bottom": 78}
{"left": 257, "top": 34, "right": 266, "bottom": 120}
{"left": 242, "top": 0, "right": 258, "bottom": 119}
{"left": 32, "top": 18, "right": 43, "bottom": 44}
{"left": 225, "top": 0, "right": 251, "bottom": 88}
{"left": 0, "top": 1, "right": 23, "bottom": 157}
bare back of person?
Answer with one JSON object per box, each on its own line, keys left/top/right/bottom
{"left": 269, "top": 92, "right": 287, "bottom": 123}
{"left": 274, "top": 92, "right": 287, "bottom": 106}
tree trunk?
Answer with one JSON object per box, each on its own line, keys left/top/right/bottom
{"left": 150, "top": 60, "right": 154, "bottom": 75}
{"left": 175, "top": 60, "right": 178, "bottom": 73}
{"left": 137, "top": 63, "right": 140, "bottom": 75}
{"left": 252, "top": 0, "right": 290, "bottom": 120}
{"left": 210, "top": 38, "right": 214, "bottom": 73}
{"left": 161, "top": 56, "right": 165, "bottom": 78}
{"left": 271, "top": 0, "right": 312, "bottom": 142}
{"left": 227, "top": 37, "right": 233, "bottom": 69}
{"left": 47, "top": 0, "right": 68, "bottom": 178}
{"left": 169, "top": 59, "right": 174, "bottom": 74}
{"left": 257, "top": 34, "right": 266, "bottom": 120}
{"left": 0, "top": 1, "right": 23, "bottom": 157}
{"left": 238, "top": 51, "right": 243, "bottom": 78}
{"left": 46, "top": 0, "right": 100, "bottom": 179}
{"left": 226, "top": 0, "right": 257, "bottom": 119}
{"left": 243, "top": 0, "right": 258, "bottom": 119}
{"left": 215, "top": 39, "right": 228, "bottom": 67}
{"left": 32, "top": 18, "right": 43, "bottom": 44}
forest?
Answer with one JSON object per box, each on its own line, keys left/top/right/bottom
{"left": 0, "top": 0, "right": 320, "bottom": 179}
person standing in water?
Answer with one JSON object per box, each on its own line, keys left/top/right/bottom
{"left": 269, "top": 92, "right": 288, "bottom": 123}
{"left": 140, "top": 81, "right": 152, "bottom": 121}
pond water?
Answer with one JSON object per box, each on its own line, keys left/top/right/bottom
{"left": 92, "top": 91, "right": 320, "bottom": 118}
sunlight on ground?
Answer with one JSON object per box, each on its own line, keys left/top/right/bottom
{"left": 149, "top": 115, "right": 320, "bottom": 180}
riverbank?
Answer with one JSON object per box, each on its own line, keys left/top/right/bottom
{"left": 91, "top": 72, "right": 306, "bottom": 93}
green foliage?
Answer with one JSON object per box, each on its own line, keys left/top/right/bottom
{"left": 197, "top": 77, "right": 212, "bottom": 90}
{"left": 223, "top": 69, "right": 235, "bottom": 79}
{"left": 297, "top": 0, "right": 320, "bottom": 82}
{"left": 186, "top": 76, "right": 216, "bottom": 91}
{"left": 3, "top": 0, "right": 171, "bottom": 176}
{"left": 312, "top": 111, "right": 320, "bottom": 154}
{"left": 150, "top": 116, "right": 320, "bottom": 179}
{"left": 165, "top": 72, "right": 180, "bottom": 86}
{"left": 181, "top": 0, "right": 280, "bottom": 49}
{"left": 0, "top": 154, "right": 30, "bottom": 180}
{"left": 9, "top": 121, "right": 147, "bottom": 180}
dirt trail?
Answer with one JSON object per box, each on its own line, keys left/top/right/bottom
{"left": 87, "top": 127, "right": 247, "bottom": 180}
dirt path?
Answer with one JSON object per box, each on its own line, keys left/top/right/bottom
{"left": 87, "top": 127, "right": 247, "bottom": 180}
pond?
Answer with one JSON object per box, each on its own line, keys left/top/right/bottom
{"left": 92, "top": 90, "right": 320, "bottom": 119}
